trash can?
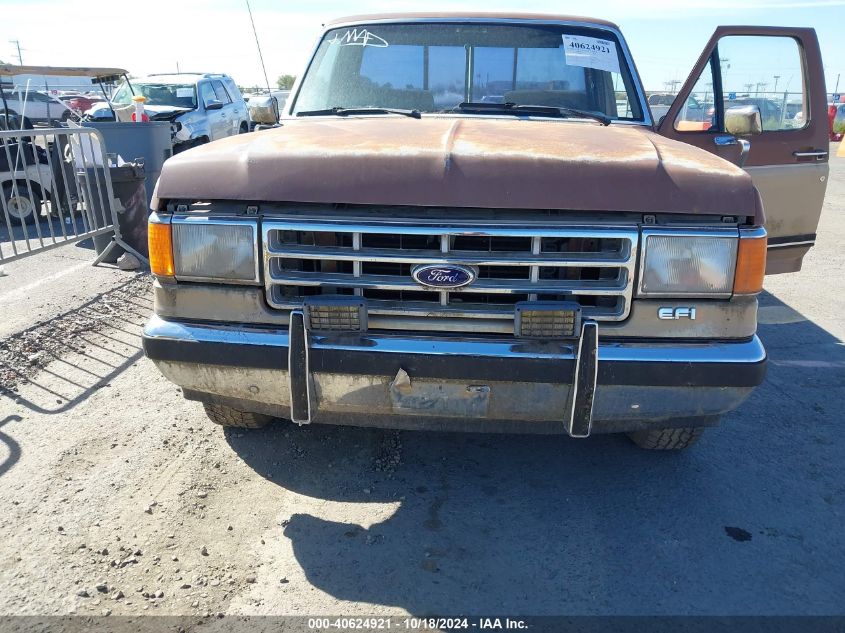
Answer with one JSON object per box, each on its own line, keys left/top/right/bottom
{"left": 80, "top": 121, "right": 172, "bottom": 208}
{"left": 79, "top": 163, "right": 147, "bottom": 264}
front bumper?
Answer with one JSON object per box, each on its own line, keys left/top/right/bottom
{"left": 142, "top": 314, "right": 767, "bottom": 436}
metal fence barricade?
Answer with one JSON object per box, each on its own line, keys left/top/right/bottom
{"left": 0, "top": 126, "right": 148, "bottom": 267}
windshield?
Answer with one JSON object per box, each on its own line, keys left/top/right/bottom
{"left": 292, "top": 22, "right": 644, "bottom": 121}
{"left": 112, "top": 82, "right": 197, "bottom": 108}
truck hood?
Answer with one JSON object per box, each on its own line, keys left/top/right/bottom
{"left": 153, "top": 116, "right": 759, "bottom": 218}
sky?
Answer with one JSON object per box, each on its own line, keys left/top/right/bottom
{"left": 1, "top": 0, "right": 843, "bottom": 94}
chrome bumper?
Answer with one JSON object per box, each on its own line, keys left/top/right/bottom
{"left": 142, "top": 315, "right": 766, "bottom": 436}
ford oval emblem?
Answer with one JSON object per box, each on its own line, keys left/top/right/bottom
{"left": 411, "top": 264, "right": 477, "bottom": 289}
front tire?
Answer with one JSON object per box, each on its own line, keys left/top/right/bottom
{"left": 202, "top": 402, "right": 272, "bottom": 429}
{"left": 173, "top": 136, "right": 209, "bottom": 154}
{"left": 628, "top": 426, "right": 705, "bottom": 450}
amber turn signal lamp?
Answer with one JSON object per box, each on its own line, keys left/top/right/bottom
{"left": 733, "top": 233, "right": 767, "bottom": 294}
{"left": 148, "top": 221, "right": 175, "bottom": 277}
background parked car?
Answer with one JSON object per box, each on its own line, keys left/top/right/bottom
{"left": 60, "top": 93, "right": 104, "bottom": 116}
{"left": 647, "top": 93, "right": 676, "bottom": 122}
{"left": 793, "top": 98, "right": 844, "bottom": 141}
{"left": 649, "top": 92, "right": 708, "bottom": 127}
{"left": 86, "top": 73, "right": 250, "bottom": 152}
{"left": 725, "top": 97, "right": 783, "bottom": 129}
{"left": 0, "top": 86, "right": 73, "bottom": 125}
{"left": 829, "top": 102, "right": 844, "bottom": 141}
{"left": 0, "top": 134, "right": 55, "bottom": 225}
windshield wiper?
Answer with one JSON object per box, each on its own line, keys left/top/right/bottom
{"left": 296, "top": 106, "right": 421, "bottom": 119}
{"left": 453, "top": 102, "right": 611, "bottom": 126}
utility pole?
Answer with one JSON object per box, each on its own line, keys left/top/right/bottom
{"left": 9, "top": 40, "right": 22, "bottom": 65}
{"left": 773, "top": 75, "right": 780, "bottom": 94}
{"left": 663, "top": 79, "right": 680, "bottom": 93}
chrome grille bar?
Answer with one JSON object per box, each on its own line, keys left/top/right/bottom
{"left": 265, "top": 245, "right": 630, "bottom": 266}
{"left": 440, "top": 234, "right": 449, "bottom": 307}
{"left": 352, "top": 231, "right": 362, "bottom": 296}
{"left": 529, "top": 236, "right": 541, "bottom": 302}
{"left": 268, "top": 270, "right": 628, "bottom": 295}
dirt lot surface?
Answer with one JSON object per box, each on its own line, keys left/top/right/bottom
{"left": 0, "top": 148, "right": 843, "bottom": 621}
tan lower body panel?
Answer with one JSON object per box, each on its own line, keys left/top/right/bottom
{"left": 746, "top": 162, "right": 829, "bottom": 274}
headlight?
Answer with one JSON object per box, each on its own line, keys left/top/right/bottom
{"left": 638, "top": 230, "right": 737, "bottom": 296}
{"left": 171, "top": 219, "right": 258, "bottom": 283}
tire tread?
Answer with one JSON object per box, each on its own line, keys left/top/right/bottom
{"left": 628, "top": 427, "right": 704, "bottom": 450}
{"left": 202, "top": 403, "right": 271, "bottom": 429}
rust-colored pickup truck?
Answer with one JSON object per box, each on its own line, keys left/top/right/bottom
{"left": 142, "top": 14, "right": 830, "bottom": 450}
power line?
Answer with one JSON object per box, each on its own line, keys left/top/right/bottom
{"left": 244, "top": 0, "right": 272, "bottom": 93}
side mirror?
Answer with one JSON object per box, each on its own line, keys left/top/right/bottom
{"left": 725, "top": 105, "right": 762, "bottom": 136}
{"left": 205, "top": 99, "right": 224, "bottom": 111}
{"left": 246, "top": 95, "right": 279, "bottom": 124}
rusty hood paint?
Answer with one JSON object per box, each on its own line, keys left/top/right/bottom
{"left": 153, "top": 117, "right": 758, "bottom": 217}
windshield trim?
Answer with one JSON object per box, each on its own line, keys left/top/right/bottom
{"left": 287, "top": 112, "right": 650, "bottom": 127}
{"left": 286, "top": 17, "right": 652, "bottom": 126}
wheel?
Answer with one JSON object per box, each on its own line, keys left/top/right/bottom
{"left": 202, "top": 402, "right": 273, "bottom": 429}
{"left": 0, "top": 110, "right": 15, "bottom": 130}
{"left": 628, "top": 426, "right": 705, "bottom": 450}
{"left": 239, "top": 122, "right": 249, "bottom": 134}
{"left": 3, "top": 182, "right": 41, "bottom": 225}
{"left": 173, "top": 136, "right": 209, "bottom": 154}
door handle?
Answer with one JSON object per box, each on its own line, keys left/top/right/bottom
{"left": 793, "top": 150, "right": 828, "bottom": 160}
{"left": 714, "top": 135, "right": 751, "bottom": 168}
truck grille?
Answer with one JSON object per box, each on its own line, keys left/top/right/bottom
{"left": 262, "top": 216, "right": 639, "bottom": 333}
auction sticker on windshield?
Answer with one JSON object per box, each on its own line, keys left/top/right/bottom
{"left": 562, "top": 35, "right": 620, "bottom": 74}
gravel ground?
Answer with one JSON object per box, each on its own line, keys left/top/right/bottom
{"left": 0, "top": 148, "right": 842, "bottom": 620}
{"left": 0, "top": 275, "right": 149, "bottom": 393}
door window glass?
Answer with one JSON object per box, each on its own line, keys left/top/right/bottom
{"left": 718, "top": 35, "right": 805, "bottom": 131}
{"left": 199, "top": 82, "right": 216, "bottom": 108}
{"left": 673, "top": 58, "right": 717, "bottom": 132}
{"left": 212, "top": 81, "right": 232, "bottom": 104}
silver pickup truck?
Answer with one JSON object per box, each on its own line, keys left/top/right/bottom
{"left": 142, "top": 13, "right": 830, "bottom": 450}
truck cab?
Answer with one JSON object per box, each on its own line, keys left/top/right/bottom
{"left": 142, "top": 14, "right": 829, "bottom": 450}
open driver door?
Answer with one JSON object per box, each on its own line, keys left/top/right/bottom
{"left": 656, "top": 26, "right": 829, "bottom": 274}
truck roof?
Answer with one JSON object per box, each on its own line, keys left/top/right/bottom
{"left": 326, "top": 12, "right": 620, "bottom": 30}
